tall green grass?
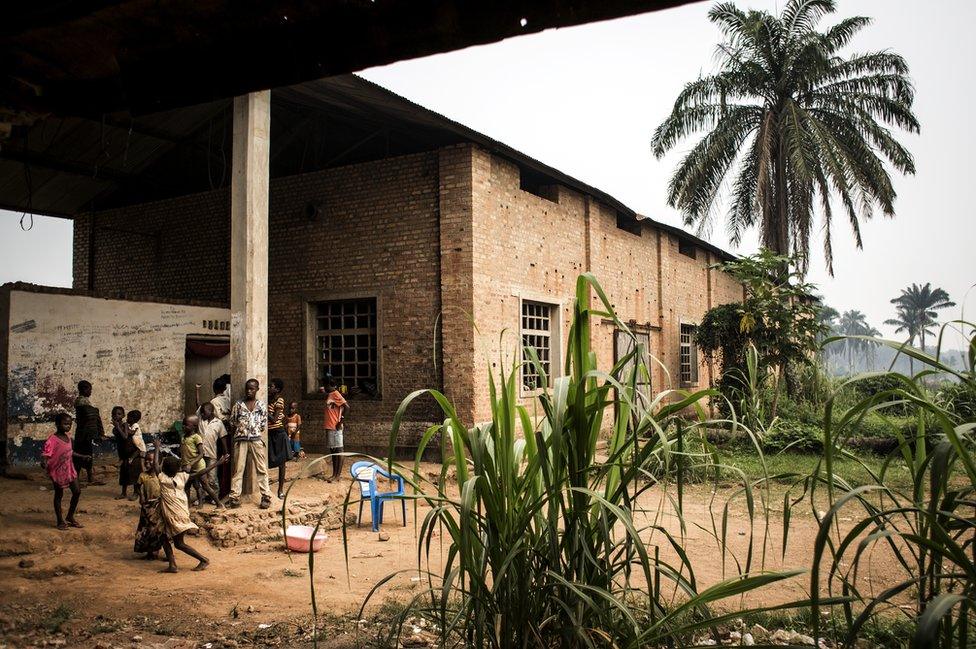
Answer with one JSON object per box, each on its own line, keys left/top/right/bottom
{"left": 809, "top": 324, "right": 976, "bottom": 648}
{"left": 357, "top": 274, "right": 801, "bottom": 648}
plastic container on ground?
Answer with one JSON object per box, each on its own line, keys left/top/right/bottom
{"left": 284, "top": 525, "right": 327, "bottom": 552}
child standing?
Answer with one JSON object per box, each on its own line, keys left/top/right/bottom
{"left": 197, "top": 403, "right": 226, "bottom": 498}
{"left": 286, "top": 401, "right": 303, "bottom": 459}
{"left": 73, "top": 380, "right": 105, "bottom": 486}
{"left": 266, "top": 378, "right": 290, "bottom": 499}
{"left": 134, "top": 450, "right": 164, "bottom": 560}
{"left": 155, "top": 439, "right": 227, "bottom": 573}
{"left": 41, "top": 412, "right": 89, "bottom": 529}
{"left": 319, "top": 376, "right": 348, "bottom": 482}
{"left": 111, "top": 406, "right": 141, "bottom": 500}
{"left": 126, "top": 409, "right": 146, "bottom": 452}
{"left": 179, "top": 417, "right": 221, "bottom": 507}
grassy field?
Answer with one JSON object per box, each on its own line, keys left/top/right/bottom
{"left": 716, "top": 449, "right": 918, "bottom": 489}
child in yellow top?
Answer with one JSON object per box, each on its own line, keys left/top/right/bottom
{"left": 179, "top": 416, "right": 221, "bottom": 507}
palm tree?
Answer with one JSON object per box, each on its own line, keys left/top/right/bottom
{"left": 863, "top": 326, "right": 882, "bottom": 368}
{"left": 816, "top": 303, "right": 841, "bottom": 364}
{"left": 889, "top": 283, "right": 955, "bottom": 353}
{"left": 651, "top": 0, "right": 918, "bottom": 275}
{"left": 838, "top": 309, "right": 870, "bottom": 372}
{"left": 884, "top": 306, "right": 921, "bottom": 374}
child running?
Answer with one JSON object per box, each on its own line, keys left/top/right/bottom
{"left": 286, "top": 401, "right": 304, "bottom": 459}
{"left": 179, "top": 416, "right": 221, "bottom": 508}
{"left": 134, "top": 450, "right": 164, "bottom": 560}
{"left": 154, "top": 439, "right": 228, "bottom": 573}
{"left": 41, "top": 412, "right": 89, "bottom": 530}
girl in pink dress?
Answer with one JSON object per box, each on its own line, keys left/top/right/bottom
{"left": 41, "top": 413, "right": 90, "bottom": 530}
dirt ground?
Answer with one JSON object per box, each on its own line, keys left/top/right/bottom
{"left": 0, "top": 456, "right": 901, "bottom": 648}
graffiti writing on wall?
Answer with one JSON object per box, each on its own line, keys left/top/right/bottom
{"left": 7, "top": 365, "right": 37, "bottom": 417}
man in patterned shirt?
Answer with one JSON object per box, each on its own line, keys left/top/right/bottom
{"left": 226, "top": 378, "right": 272, "bottom": 509}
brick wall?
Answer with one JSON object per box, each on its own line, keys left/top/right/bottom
{"left": 71, "top": 142, "right": 743, "bottom": 447}
{"left": 74, "top": 152, "right": 444, "bottom": 451}
{"left": 73, "top": 192, "right": 231, "bottom": 303}
{"left": 460, "top": 144, "right": 743, "bottom": 422}
{"left": 468, "top": 148, "right": 588, "bottom": 422}
{"left": 438, "top": 145, "right": 477, "bottom": 423}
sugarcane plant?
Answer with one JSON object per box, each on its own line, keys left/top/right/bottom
{"left": 809, "top": 322, "right": 976, "bottom": 648}
{"left": 345, "top": 273, "right": 804, "bottom": 648}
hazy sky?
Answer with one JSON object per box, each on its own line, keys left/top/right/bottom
{"left": 1, "top": 0, "right": 973, "bottom": 346}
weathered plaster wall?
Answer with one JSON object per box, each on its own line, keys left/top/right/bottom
{"left": 3, "top": 287, "right": 229, "bottom": 463}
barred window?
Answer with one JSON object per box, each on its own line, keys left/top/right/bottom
{"left": 314, "top": 298, "right": 378, "bottom": 397}
{"left": 679, "top": 323, "right": 699, "bottom": 385}
{"left": 521, "top": 301, "right": 554, "bottom": 391}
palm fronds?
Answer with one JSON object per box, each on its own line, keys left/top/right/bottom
{"left": 652, "top": 0, "right": 918, "bottom": 275}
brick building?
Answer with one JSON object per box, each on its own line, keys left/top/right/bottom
{"left": 2, "top": 75, "right": 741, "bottom": 460}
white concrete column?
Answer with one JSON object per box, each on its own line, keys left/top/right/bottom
{"left": 230, "top": 91, "right": 270, "bottom": 407}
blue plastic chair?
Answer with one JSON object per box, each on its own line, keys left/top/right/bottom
{"left": 350, "top": 461, "right": 406, "bottom": 532}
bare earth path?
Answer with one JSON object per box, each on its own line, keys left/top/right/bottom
{"left": 0, "top": 457, "right": 899, "bottom": 647}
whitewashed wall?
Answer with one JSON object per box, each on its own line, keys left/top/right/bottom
{"left": 4, "top": 289, "right": 229, "bottom": 461}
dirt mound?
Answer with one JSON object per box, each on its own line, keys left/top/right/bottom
{"left": 193, "top": 497, "right": 357, "bottom": 548}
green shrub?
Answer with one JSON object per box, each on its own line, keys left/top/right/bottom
{"left": 809, "top": 329, "right": 976, "bottom": 646}
{"left": 936, "top": 381, "right": 976, "bottom": 423}
{"left": 763, "top": 419, "right": 823, "bottom": 453}
{"left": 851, "top": 374, "right": 913, "bottom": 415}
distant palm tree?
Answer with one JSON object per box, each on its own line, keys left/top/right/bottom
{"left": 885, "top": 306, "right": 921, "bottom": 375}
{"left": 838, "top": 309, "right": 870, "bottom": 372}
{"left": 651, "top": 0, "right": 918, "bottom": 275}
{"left": 816, "top": 304, "right": 842, "bottom": 362}
{"left": 890, "top": 283, "right": 956, "bottom": 352}
{"left": 864, "top": 326, "right": 882, "bottom": 368}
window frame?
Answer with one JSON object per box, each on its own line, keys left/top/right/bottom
{"left": 303, "top": 293, "right": 383, "bottom": 400}
{"left": 614, "top": 328, "right": 652, "bottom": 403}
{"left": 519, "top": 296, "right": 561, "bottom": 396}
{"left": 678, "top": 321, "right": 699, "bottom": 386}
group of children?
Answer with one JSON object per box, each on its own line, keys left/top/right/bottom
{"left": 40, "top": 374, "right": 349, "bottom": 573}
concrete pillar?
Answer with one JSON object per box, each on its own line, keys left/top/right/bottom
{"left": 230, "top": 91, "right": 270, "bottom": 494}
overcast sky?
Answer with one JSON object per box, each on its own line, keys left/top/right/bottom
{"left": 1, "top": 0, "right": 973, "bottom": 347}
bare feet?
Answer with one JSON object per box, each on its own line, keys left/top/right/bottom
{"left": 161, "top": 565, "right": 178, "bottom": 573}
{"left": 191, "top": 560, "right": 209, "bottom": 571}
{"left": 56, "top": 522, "right": 68, "bottom": 530}
{"left": 66, "top": 519, "right": 83, "bottom": 528}
{"left": 127, "top": 494, "right": 138, "bottom": 501}
{"left": 115, "top": 494, "right": 126, "bottom": 500}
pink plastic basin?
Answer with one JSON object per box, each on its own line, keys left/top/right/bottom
{"left": 285, "top": 525, "right": 327, "bottom": 553}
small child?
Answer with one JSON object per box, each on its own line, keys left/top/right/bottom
{"left": 112, "top": 406, "right": 141, "bottom": 500}
{"left": 127, "top": 409, "right": 146, "bottom": 454}
{"left": 179, "top": 416, "right": 221, "bottom": 508}
{"left": 41, "top": 412, "right": 90, "bottom": 530}
{"left": 286, "top": 401, "right": 304, "bottom": 460}
{"left": 319, "top": 376, "right": 348, "bottom": 482}
{"left": 73, "top": 380, "right": 104, "bottom": 486}
{"left": 155, "top": 439, "right": 228, "bottom": 573}
{"left": 134, "top": 450, "right": 164, "bottom": 560}
{"left": 198, "top": 403, "right": 225, "bottom": 497}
